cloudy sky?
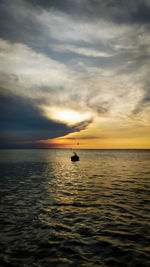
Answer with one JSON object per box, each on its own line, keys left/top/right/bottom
{"left": 0, "top": 0, "right": 150, "bottom": 148}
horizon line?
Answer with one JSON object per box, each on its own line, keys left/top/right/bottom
{"left": 0, "top": 148, "right": 150, "bottom": 150}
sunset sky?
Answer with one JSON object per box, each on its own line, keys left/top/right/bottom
{"left": 0, "top": 0, "right": 150, "bottom": 148}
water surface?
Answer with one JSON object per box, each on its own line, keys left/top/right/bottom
{"left": 0, "top": 149, "right": 150, "bottom": 266}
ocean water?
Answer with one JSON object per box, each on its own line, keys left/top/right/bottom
{"left": 0, "top": 149, "right": 150, "bottom": 267}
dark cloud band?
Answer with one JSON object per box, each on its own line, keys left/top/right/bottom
{"left": 0, "top": 89, "right": 72, "bottom": 147}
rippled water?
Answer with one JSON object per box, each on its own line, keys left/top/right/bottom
{"left": 0, "top": 149, "right": 150, "bottom": 266}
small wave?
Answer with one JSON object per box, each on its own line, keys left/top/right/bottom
{"left": 0, "top": 150, "right": 150, "bottom": 266}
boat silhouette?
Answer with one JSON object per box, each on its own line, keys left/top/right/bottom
{"left": 71, "top": 152, "right": 79, "bottom": 161}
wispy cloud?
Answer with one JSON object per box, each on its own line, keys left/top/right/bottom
{"left": 49, "top": 44, "right": 115, "bottom": 58}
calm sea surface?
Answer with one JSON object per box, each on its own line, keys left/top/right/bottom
{"left": 0, "top": 149, "right": 150, "bottom": 267}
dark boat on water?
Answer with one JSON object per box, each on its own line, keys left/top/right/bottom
{"left": 71, "top": 152, "right": 79, "bottom": 161}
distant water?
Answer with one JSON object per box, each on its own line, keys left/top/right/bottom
{"left": 0, "top": 149, "right": 150, "bottom": 267}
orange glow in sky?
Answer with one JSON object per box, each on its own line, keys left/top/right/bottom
{"left": 36, "top": 125, "right": 150, "bottom": 149}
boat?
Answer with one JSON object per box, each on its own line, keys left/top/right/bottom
{"left": 71, "top": 152, "right": 79, "bottom": 161}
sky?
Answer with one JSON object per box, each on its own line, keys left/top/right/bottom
{"left": 0, "top": 0, "right": 150, "bottom": 149}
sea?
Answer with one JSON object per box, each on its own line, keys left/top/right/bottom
{"left": 0, "top": 149, "right": 150, "bottom": 267}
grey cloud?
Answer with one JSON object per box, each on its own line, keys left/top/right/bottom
{"left": 1, "top": 0, "right": 149, "bottom": 52}
{"left": 24, "top": 0, "right": 150, "bottom": 25}
{"left": 76, "top": 0, "right": 150, "bottom": 25}
{"left": 0, "top": 1, "right": 38, "bottom": 43}
{"left": 72, "top": 119, "right": 93, "bottom": 132}
{"left": 132, "top": 89, "right": 150, "bottom": 115}
{"left": 0, "top": 0, "right": 149, "bottom": 77}
{"left": 0, "top": 0, "right": 59, "bottom": 60}
{"left": 25, "top": 0, "right": 71, "bottom": 12}
{"left": 88, "top": 101, "right": 111, "bottom": 115}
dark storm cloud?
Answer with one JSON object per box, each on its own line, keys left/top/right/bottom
{"left": 0, "top": 89, "right": 93, "bottom": 148}
{"left": 0, "top": 89, "right": 73, "bottom": 148}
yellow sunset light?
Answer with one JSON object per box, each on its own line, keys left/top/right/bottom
{"left": 44, "top": 107, "right": 91, "bottom": 126}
